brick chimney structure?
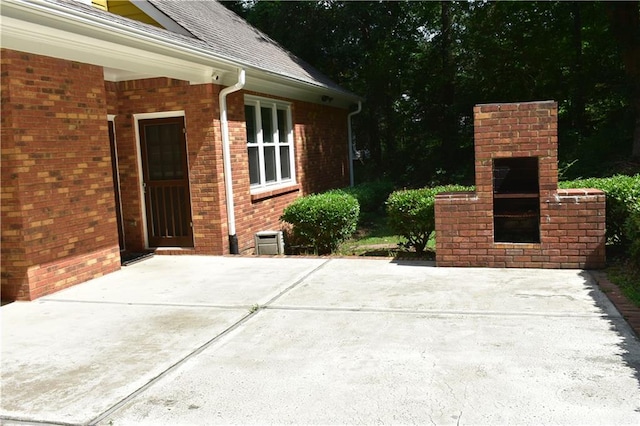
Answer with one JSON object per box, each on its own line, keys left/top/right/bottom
{"left": 435, "top": 101, "right": 606, "bottom": 269}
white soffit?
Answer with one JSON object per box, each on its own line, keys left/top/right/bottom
{"left": 245, "top": 73, "right": 355, "bottom": 109}
{"left": 0, "top": 1, "right": 358, "bottom": 107}
{"left": 102, "top": 68, "right": 156, "bottom": 82}
{"left": 0, "top": 16, "right": 213, "bottom": 84}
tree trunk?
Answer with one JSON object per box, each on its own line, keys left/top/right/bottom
{"left": 635, "top": 97, "right": 640, "bottom": 158}
{"left": 440, "top": 1, "right": 457, "bottom": 171}
{"left": 571, "top": 3, "right": 585, "bottom": 134}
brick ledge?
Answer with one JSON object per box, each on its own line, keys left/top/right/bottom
{"left": 251, "top": 184, "right": 300, "bottom": 202}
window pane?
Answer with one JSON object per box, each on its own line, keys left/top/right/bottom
{"left": 245, "top": 105, "right": 256, "bottom": 144}
{"left": 248, "top": 147, "right": 260, "bottom": 185}
{"left": 279, "top": 146, "right": 291, "bottom": 179}
{"left": 264, "top": 146, "right": 276, "bottom": 182}
{"left": 145, "top": 123, "right": 183, "bottom": 180}
{"left": 261, "top": 107, "right": 273, "bottom": 143}
{"left": 277, "top": 109, "right": 287, "bottom": 143}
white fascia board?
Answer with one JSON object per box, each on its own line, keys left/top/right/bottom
{"left": 1, "top": 0, "right": 361, "bottom": 107}
{"left": 0, "top": 16, "right": 217, "bottom": 84}
{"left": 0, "top": 0, "right": 239, "bottom": 81}
{"left": 246, "top": 71, "right": 359, "bottom": 110}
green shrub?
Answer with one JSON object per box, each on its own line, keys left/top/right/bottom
{"left": 386, "top": 184, "right": 473, "bottom": 254}
{"left": 341, "top": 180, "right": 394, "bottom": 214}
{"left": 625, "top": 210, "right": 640, "bottom": 267}
{"left": 559, "top": 174, "right": 640, "bottom": 245}
{"left": 281, "top": 190, "right": 359, "bottom": 255}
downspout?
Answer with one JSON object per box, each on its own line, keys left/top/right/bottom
{"left": 219, "top": 68, "right": 246, "bottom": 254}
{"left": 347, "top": 101, "right": 362, "bottom": 187}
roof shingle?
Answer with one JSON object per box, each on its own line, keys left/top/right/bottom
{"left": 48, "top": 0, "right": 356, "bottom": 97}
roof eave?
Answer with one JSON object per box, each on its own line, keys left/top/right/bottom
{"left": 0, "top": 0, "right": 361, "bottom": 108}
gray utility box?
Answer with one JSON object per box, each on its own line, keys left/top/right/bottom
{"left": 254, "top": 231, "right": 284, "bottom": 255}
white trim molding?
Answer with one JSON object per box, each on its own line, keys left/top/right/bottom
{"left": 0, "top": 0, "right": 361, "bottom": 107}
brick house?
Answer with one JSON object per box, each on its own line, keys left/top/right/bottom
{"left": 1, "top": 0, "right": 362, "bottom": 300}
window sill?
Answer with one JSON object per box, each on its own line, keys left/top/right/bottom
{"left": 251, "top": 184, "right": 300, "bottom": 202}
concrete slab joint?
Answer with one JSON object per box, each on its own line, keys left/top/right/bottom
{"left": 1, "top": 256, "right": 639, "bottom": 425}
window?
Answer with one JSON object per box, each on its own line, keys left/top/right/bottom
{"left": 245, "top": 97, "right": 295, "bottom": 191}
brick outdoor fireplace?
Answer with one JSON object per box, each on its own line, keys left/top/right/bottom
{"left": 435, "top": 101, "right": 606, "bottom": 269}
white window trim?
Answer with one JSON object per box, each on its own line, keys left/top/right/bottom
{"left": 245, "top": 95, "right": 296, "bottom": 193}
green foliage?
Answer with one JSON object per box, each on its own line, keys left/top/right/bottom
{"left": 224, "top": 1, "right": 639, "bottom": 186}
{"left": 624, "top": 210, "right": 640, "bottom": 267}
{"left": 386, "top": 185, "right": 473, "bottom": 254}
{"left": 281, "top": 191, "right": 359, "bottom": 255}
{"left": 607, "top": 261, "right": 640, "bottom": 307}
{"left": 340, "top": 180, "right": 395, "bottom": 214}
{"left": 559, "top": 174, "right": 640, "bottom": 245}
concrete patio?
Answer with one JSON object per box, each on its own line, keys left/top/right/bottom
{"left": 1, "top": 256, "right": 639, "bottom": 425}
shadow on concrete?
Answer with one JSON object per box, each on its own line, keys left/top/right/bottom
{"left": 120, "top": 251, "right": 154, "bottom": 266}
{"left": 390, "top": 259, "right": 436, "bottom": 267}
{"left": 582, "top": 270, "right": 640, "bottom": 400}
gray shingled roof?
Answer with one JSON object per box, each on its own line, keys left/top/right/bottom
{"left": 148, "top": 1, "right": 352, "bottom": 94}
{"left": 50, "top": 0, "right": 214, "bottom": 52}
{"left": 47, "top": 0, "right": 356, "bottom": 98}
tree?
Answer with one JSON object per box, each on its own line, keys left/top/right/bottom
{"left": 606, "top": 1, "right": 640, "bottom": 158}
{"left": 222, "top": 0, "right": 639, "bottom": 184}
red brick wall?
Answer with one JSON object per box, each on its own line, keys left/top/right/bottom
{"left": 108, "top": 83, "right": 349, "bottom": 255}
{"left": 1, "top": 49, "right": 120, "bottom": 300}
{"left": 1, "top": 50, "right": 25, "bottom": 300}
{"left": 108, "top": 78, "right": 227, "bottom": 254}
{"left": 435, "top": 101, "right": 606, "bottom": 269}
{"left": 293, "top": 101, "right": 350, "bottom": 194}
{"left": 225, "top": 91, "right": 350, "bottom": 253}
{"left": 1, "top": 49, "right": 352, "bottom": 299}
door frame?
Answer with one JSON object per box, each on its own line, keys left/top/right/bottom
{"left": 133, "top": 111, "right": 193, "bottom": 249}
{"left": 107, "top": 115, "right": 126, "bottom": 251}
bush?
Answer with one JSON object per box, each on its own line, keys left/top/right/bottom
{"left": 281, "top": 190, "right": 359, "bottom": 255}
{"left": 625, "top": 210, "right": 640, "bottom": 267}
{"left": 559, "top": 174, "right": 640, "bottom": 245}
{"left": 341, "top": 180, "right": 394, "bottom": 214}
{"left": 386, "top": 184, "right": 473, "bottom": 254}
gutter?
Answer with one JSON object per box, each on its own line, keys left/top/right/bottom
{"left": 1, "top": 0, "right": 361, "bottom": 106}
{"left": 219, "top": 68, "right": 246, "bottom": 254}
{"left": 347, "top": 101, "right": 362, "bottom": 187}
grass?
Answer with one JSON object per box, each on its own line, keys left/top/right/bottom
{"left": 336, "top": 213, "right": 435, "bottom": 259}
{"left": 606, "top": 249, "right": 640, "bottom": 307}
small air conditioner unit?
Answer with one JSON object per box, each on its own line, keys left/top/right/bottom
{"left": 254, "top": 230, "right": 284, "bottom": 255}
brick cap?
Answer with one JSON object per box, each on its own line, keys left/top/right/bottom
{"left": 251, "top": 184, "right": 300, "bottom": 203}
{"left": 475, "top": 100, "right": 556, "bottom": 108}
{"left": 435, "top": 191, "right": 477, "bottom": 200}
{"left": 556, "top": 188, "right": 605, "bottom": 196}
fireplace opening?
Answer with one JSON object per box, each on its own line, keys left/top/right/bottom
{"left": 493, "top": 157, "right": 539, "bottom": 194}
{"left": 493, "top": 157, "right": 540, "bottom": 243}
